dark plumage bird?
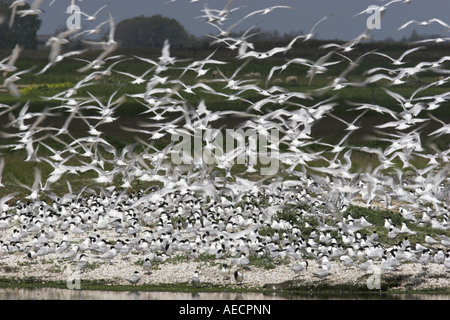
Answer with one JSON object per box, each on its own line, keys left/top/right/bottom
{"left": 234, "top": 270, "right": 244, "bottom": 285}
{"left": 219, "top": 263, "right": 230, "bottom": 280}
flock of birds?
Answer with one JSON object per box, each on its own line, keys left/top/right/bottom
{"left": 0, "top": 0, "right": 449, "bottom": 287}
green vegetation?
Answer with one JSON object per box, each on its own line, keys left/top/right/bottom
{"left": 343, "top": 205, "right": 449, "bottom": 247}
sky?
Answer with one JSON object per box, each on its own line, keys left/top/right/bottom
{"left": 35, "top": 0, "right": 450, "bottom": 41}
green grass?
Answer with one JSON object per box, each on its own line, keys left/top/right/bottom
{"left": 342, "top": 205, "right": 448, "bottom": 247}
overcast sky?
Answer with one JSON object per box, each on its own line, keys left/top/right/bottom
{"left": 37, "top": 0, "right": 450, "bottom": 41}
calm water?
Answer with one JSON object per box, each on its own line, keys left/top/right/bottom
{"left": 0, "top": 287, "right": 449, "bottom": 300}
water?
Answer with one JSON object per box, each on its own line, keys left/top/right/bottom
{"left": 0, "top": 287, "right": 448, "bottom": 300}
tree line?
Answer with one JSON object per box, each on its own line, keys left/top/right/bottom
{"left": 0, "top": 0, "right": 443, "bottom": 51}
{"left": 0, "top": 0, "right": 41, "bottom": 49}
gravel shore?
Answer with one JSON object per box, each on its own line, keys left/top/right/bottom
{"left": 1, "top": 197, "right": 449, "bottom": 294}
{"left": 1, "top": 231, "right": 449, "bottom": 293}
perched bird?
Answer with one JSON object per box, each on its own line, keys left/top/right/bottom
{"left": 380, "top": 257, "right": 397, "bottom": 272}
{"left": 99, "top": 247, "right": 117, "bottom": 262}
{"left": 387, "top": 228, "right": 398, "bottom": 239}
{"left": 292, "top": 261, "right": 308, "bottom": 277}
{"left": 425, "top": 234, "right": 440, "bottom": 245}
{"left": 444, "top": 253, "right": 450, "bottom": 272}
{"left": 36, "top": 243, "right": 51, "bottom": 257}
{"left": 339, "top": 255, "right": 354, "bottom": 267}
{"left": 219, "top": 263, "right": 230, "bottom": 280}
{"left": 358, "top": 259, "right": 373, "bottom": 272}
{"left": 419, "top": 250, "right": 431, "bottom": 265}
{"left": 433, "top": 250, "right": 446, "bottom": 264}
{"left": 0, "top": 218, "right": 12, "bottom": 232}
{"left": 314, "top": 264, "right": 330, "bottom": 279}
{"left": 399, "top": 223, "right": 417, "bottom": 235}
{"left": 191, "top": 270, "right": 201, "bottom": 286}
{"left": 76, "top": 254, "right": 88, "bottom": 271}
{"left": 234, "top": 270, "right": 244, "bottom": 284}
{"left": 69, "top": 223, "right": 85, "bottom": 236}
{"left": 126, "top": 271, "right": 141, "bottom": 285}
{"left": 63, "top": 245, "right": 79, "bottom": 260}
{"left": 27, "top": 250, "right": 37, "bottom": 260}
{"left": 142, "top": 258, "right": 153, "bottom": 275}
{"left": 238, "top": 252, "right": 250, "bottom": 267}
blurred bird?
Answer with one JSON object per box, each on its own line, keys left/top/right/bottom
{"left": 142, "top": 258, "right": 152, "bottom": 275}
{"left": 191, "top": 270, "right": 200, "bottom": 286}
{"left": 126, "top": 271, "right": 141, "bottom": 285}
{"left": 234, "top": 270, "right": 244, "bottom": 284}
{"left": 292, "top": 261, "right": 308, "bottom": 277}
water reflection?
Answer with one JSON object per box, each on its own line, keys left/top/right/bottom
{"left": 0, "top": 288, "right": 282, "bottom": 300}
{"left": 0, "top": 288, "right": 449, "bottom": 300}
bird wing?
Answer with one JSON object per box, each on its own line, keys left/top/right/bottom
{"left": 398, "top": 46, "right": 424, "bottom": 60}
{"left": 310, "top": 14, "right": 331, "bottom": 34}
{"left": 429, "top": 18, "right": 450, "bottom": 29}
{"left": 107, "top": 12, "right": 115, "bottom": 42}
{"left": 397, "top": 20, "right": 417, "bottom": 31}
{"left": 31, "top": 0, "right": 43, "bottom": 10}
